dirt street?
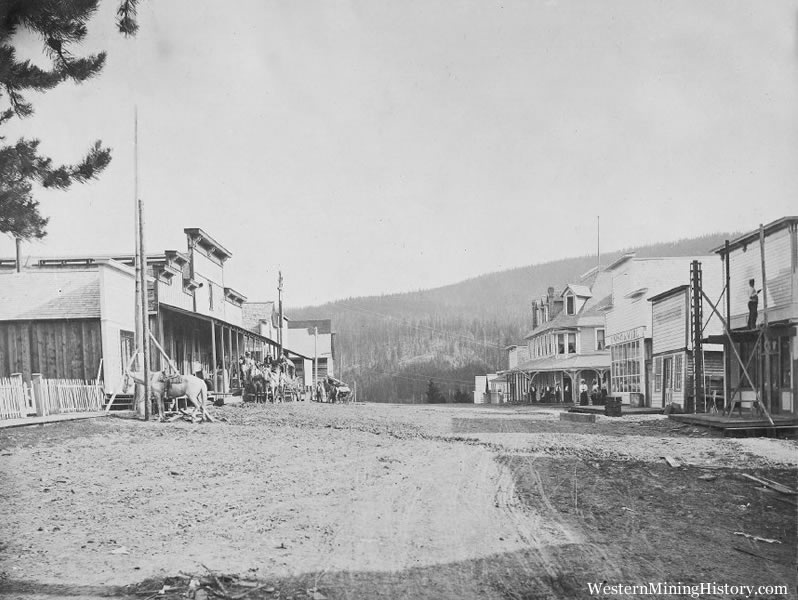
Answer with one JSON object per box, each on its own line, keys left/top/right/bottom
{"left": 0, "top": 403, "right": 796, "bottom": 600}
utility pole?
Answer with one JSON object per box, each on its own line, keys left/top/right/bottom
{"left": 314, "top": 326, "right": 318, "bottom": 387}
{"left": 139, "top": 198, "right": 153, "bottom": 420}
{"left": 132, "top": 107, "right": 145, "bottom": 419}
{"left": 277, "top": 271, "right": 284, "bottom": 362}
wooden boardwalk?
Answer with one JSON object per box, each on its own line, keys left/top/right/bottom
{"left": 669, "top": 412, "right": 798, "bottom": 436}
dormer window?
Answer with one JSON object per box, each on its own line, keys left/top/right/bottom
{"left": 566, "top": 294, "right": 575, "bottom": 315}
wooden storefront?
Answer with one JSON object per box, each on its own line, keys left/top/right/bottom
{"left": 0, "top": 319, "right": 103, "bottom": 382}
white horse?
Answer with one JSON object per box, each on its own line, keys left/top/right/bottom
{"left": 124, "top": 370, "right": 209, "bottom": 416}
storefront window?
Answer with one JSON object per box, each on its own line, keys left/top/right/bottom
{"left": 611, "top": 338, "right": 643, "bottom": 394}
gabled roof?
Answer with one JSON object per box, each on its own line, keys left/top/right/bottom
{"left": 562, "top": 284, "right": 592, "bottom": 298}
{"left": 242, "top": 301, "right": 276, "bottom": 331}
{"left": 0, "top": 270, "right": 101, "bottom": 320}
{"left": 712, "top": 216, "right": 798, "bottom": 255}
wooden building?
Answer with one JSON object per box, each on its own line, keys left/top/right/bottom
{"left": 506, "top": 268, "right": 613, "bottom": 403}
{"left": 712, "top": 217, "right": 797, "bottom": 416}
{"left": 286, "top": 319, "right": 335, "bottom": 384}
{"left": 649, "top": 282, "right": 724, "bottom": 411}
{"left": 605, "top": 254, "right": 719, "bottom": 406}
{"left": 0, "top": 261, "right": 128, "bottom": 383}
{"left": 0, "top": 228, "right": 283, "bottom": 397}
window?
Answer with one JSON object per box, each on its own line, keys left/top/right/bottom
{"left": 567, "top": 333, "right": 576, "bottom": 354}
{"left": 780, "top": 336, "right": 791, "bottom": 388}
{"left": 674, "top": 354, "right": 683, "bottom": 391}
{"left": 654, "top": 356, "right": 662, "bottom": 392}
{"left": 596, "top": 328, "right": 605, "bottom": 351}
{"left": 557, "top": 334, "right": 565, "bottom": 355}
{"left": 611, "top": 338, "right": 643, "bottom": 393}
{"left": 566, "top": 294, "right": 575, "bottom": 315}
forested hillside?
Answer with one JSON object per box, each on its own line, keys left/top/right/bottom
{"left": 289, "top": 233, "right": 735, "bottom": 403}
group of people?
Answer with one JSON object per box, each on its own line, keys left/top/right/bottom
{"left": 314, "top": 376, "right": 350, "bottom": 403}
{"left": 526, "top": 379, "right": 607, "bottom": 405}
{"left": 239, "top": 351, "right": 299, "bottom": 402}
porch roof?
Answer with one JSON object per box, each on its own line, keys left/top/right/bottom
{"left": 159, "top": 303, "right": 276, "bottom": 345}
{"left": 513, "top": 351, "right": 611, "bottom": 374}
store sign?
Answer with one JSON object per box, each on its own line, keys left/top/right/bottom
{"left": 607, "top": 326, "right": 646, "bottom": 346}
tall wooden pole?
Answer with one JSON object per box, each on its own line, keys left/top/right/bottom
{"left": 759, "top": 225, "right": 771, "bottom": 412}
{"left": 314, "top": 326, "right": 318, "bottom": 387}
{"left": 133, "top": 108, "right": 144, "bottom": 418}
{"left": 139, "top": 199, "right": 153, "bottom": 420}
{"left": 724, "top": 240, "right": 731, "bottom": 410}
{"left": 278, "top": 271, "right": 284, "bottom": 362}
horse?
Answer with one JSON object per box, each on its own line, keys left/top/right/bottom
{"left": 266, "top": 367, "right": 282, "bottom": 403}
{"left": 239, "top": 357, "right": 268, "bottom": 403}
{"left": 123, "top": 369, "right": 209, "bottom": 416}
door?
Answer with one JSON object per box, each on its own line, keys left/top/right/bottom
{"left": 662, "top": 357, "right": 672, "bottom": 407}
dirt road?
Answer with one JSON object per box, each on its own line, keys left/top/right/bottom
{"left": 1, "top": 403, "right": 795, "bottom": 599}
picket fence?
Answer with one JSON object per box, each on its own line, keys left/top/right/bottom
{"left": 0, "top": 375, "right": 104, "bottom": 420}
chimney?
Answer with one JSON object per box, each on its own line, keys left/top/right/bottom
{"left": 15, "top": 238, "right": 22, "bottom": 272}
{"left": 531, "top": 301, "right": 539, "bottom": 329}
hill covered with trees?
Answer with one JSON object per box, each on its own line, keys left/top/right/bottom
{"left": 289, "top": 232, "right": 736, "bottom": 403}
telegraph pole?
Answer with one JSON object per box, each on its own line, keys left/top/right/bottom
{"left": 314, "top": 326, "right": 318, "bottom": 387}
{"left": 132, "top": 107, "right": 146, "bottom": 419}
{"left": 277, "top": 271, "right": 284, "bottom": 362}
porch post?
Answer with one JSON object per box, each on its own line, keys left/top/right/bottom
{"left": 210, "top": 321, "right": 217, "bottom": 393}
{"left": 759, "top": 225, "right": 771, "bottom": 412}
{"left": 219, "top": 325, "right": 227, "bottom": 393}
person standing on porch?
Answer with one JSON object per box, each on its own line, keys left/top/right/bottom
{"left": 579, "top": 379, "right": 588, "bottom": 405}
{"left": 747, "top": 279, "right": 760, "bottom": 329}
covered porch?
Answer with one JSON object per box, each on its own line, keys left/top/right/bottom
{"left": 508, "top": 353, "right": 611, "bottom": 404}
{"left": 156, "top": 304, "right": 280, "bottom": 395}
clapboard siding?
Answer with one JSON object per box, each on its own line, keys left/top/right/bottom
{"left": 157, "top": 277, "right": 194, "bottom": 312}
{"left": 0, "top": 320, "right": 102, "bottom": 381}
{"left": 606, "top": 257, "right": 702, "bottom": 338}
{"left": 652, "top": 292, "right": 687, "bottom": 355}
{"left": 728, "top": 226, "right": 794, "bottom": 320}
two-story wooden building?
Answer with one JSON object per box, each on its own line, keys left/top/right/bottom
{"left": 0, "top": 228, "right": 281, "bottom": 398}
{"left": 712, "top": 217, "right": 797, "bottom": 416}
{"left": 648, "top": 264, "right": 725, "bottom": 411}
{"left": 604, "top": 254, "right": 719, "bottom": 406}
{"left": 507, "top": 268, "right": 613, "bottom": 403}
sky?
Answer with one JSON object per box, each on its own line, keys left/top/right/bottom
{"left": 3, "top": 0, "right": 797, "bottom": 307}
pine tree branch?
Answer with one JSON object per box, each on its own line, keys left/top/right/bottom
{"left": 117, "top": 0, "right": 140, "bottom": 36}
